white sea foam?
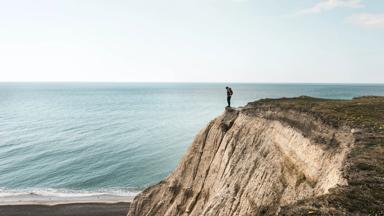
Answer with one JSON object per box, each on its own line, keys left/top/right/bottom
{"left": 0, "top": 188, "right": 138, "bottom": 205}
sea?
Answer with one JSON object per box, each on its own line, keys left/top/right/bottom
{"left": 1, "top": 82, "right": 384, "bottom": 204}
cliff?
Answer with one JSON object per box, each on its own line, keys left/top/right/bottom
{"left": 128, "top": 96, "right": 384, "bottom": 216}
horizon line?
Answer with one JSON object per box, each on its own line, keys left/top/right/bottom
{"left": 0, "top": 81, "right": 384, "bottom": 85}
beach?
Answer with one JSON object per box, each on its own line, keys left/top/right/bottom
{"left": 0, "top": 202, "right": 130, "bottom": 216}
{"left": 0, "top": 193, "right": 133, "bottom": 216}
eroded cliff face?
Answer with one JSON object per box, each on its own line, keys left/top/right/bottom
{"left": 128, "top": 99, "right": 358, "bottom": 216}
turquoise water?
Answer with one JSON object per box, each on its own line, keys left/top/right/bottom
{"left": 1, "top": 83, "right": 384, "bottom": 201}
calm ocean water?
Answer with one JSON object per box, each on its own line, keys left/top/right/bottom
{"left": 1, "top": 83, "right": 384, "bottom": 202}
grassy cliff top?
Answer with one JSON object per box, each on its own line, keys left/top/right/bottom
{"left": 246, "top": 96, "right": 384, "bottom": 133}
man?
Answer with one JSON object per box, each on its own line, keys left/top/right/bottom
{"left": 226, "top": 86, "right": 233, "bottom": 107}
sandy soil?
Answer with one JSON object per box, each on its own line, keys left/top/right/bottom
{"left": 0, "top": 202, "right": 130, "bottom": 216}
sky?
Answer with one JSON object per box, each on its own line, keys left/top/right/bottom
{"left": 0, "top": 0, "right": 383, "bottom": 83}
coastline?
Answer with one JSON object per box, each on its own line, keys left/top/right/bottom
{"left": 0, "top": 194, "right": 135, "bottom": 206}
{"left": 0, "top": 202, "right": 130, "bottom": 216}
{"left": 0, "top": 191, "right": 135, "bottom": 216}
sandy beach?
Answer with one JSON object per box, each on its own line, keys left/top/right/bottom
{"left": 0, "top": 202, "right": 130, "bottom": 216}
{"left": 0, "top": 195, "right": 134, "bottom": 216}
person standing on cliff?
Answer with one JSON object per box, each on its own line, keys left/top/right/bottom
{"left": 226, "top": 86, "right": 233, "bottom": 107}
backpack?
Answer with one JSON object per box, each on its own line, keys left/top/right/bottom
{"left": 229, "top": 88, "right": 233, "bottom": 96}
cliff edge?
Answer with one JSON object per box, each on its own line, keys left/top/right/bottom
{"left": 128, "top": 96, "right": 384, "bottom": 216}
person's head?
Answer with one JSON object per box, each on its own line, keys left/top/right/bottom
{"left": 226, "top": 86, "right": 229, "bottom": 89}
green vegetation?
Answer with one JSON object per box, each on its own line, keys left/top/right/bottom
{"left": 249, "top": 96, "right": 384, "bottom": 133}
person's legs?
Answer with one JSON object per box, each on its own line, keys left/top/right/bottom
{"left": 227, "top": 96, "right": 231, "bottom": 107}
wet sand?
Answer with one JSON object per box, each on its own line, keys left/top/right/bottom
{"left": 0, "top": 202, "right": 130, "bottom": 216}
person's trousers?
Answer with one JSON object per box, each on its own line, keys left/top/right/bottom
{"left": 227, "top": 96, "right": 231, "bottom": 107}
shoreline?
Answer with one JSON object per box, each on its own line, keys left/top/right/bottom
{"left": 0, "top": 199, "right": 134, "bottom": 206}
{"left": 0, "top": 193, "right": 134, "bottom": 215}
{"left": 0, "top": 202, "right": 130, "bottom": 216}
{"left": 0, "top": 188, "right": 137, "bottom": 206}
{"left": 0, "top": 196, "right": 135, "bottom": 206}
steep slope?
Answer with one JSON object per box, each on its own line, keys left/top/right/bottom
{"left": 128, "top": 96, "right": 384, "bottom": 216}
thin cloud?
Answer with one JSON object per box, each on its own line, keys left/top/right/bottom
{"left": 298, "top": 0, "right": 363, "bottom": 15}
{"left": 348, "top": 13, "right": 384, "bottom": 28}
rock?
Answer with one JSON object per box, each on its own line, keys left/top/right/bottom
{"left": 351, "top": 128, "right": 363, "bottom": 134}
{"left": 127, "top": 96, "right": 384, "bottom": 216}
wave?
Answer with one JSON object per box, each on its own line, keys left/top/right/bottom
{"left": 0, "top": 188, "right": 139, "bottom": 205}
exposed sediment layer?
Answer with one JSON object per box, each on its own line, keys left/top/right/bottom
{"left": 128, "top": 96, "right": 384, "bottom": 216}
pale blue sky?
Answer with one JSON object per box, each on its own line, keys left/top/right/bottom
{"left": 0, "top": 0, "right": 383, "bottom": 83}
